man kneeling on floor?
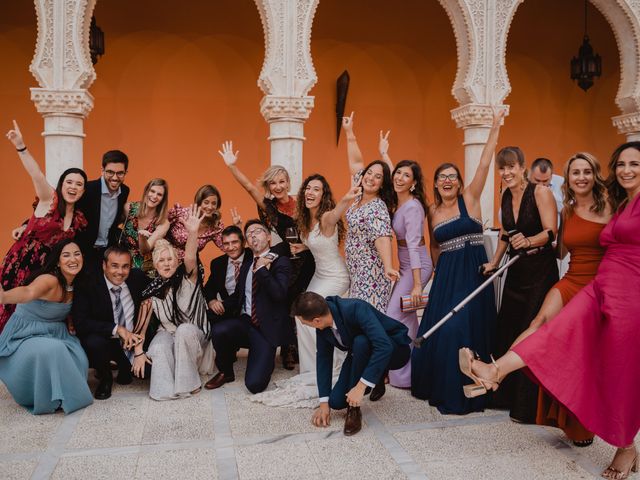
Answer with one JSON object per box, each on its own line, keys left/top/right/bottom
{"left": 292, "top": 292, "right": 411, "bottom": 436}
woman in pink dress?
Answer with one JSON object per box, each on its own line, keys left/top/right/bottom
{"left": 459, "top": 141, "right": 640, "bottom": 479}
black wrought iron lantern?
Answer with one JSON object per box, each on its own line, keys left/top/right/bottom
{"left": 570, "top": 1, "right": 601, "bottom": 91}
{"left": 89, "top": 16, "right": 105, "bottom": 65}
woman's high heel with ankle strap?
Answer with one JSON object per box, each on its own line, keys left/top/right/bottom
{"left": 602, "top": 445, "right": 638, "bottom": 479}
{"left": 458, "top": 347, "right": 501, "bottom": 398}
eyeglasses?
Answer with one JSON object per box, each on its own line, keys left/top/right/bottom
{"left": 437, "top": 173, "right": 459, "bottom": 182}
{"left": 104, "top": 169, "right": 127, "bottom": 178}
{"left": 245, "top": 227, "right": 268, "bottom": 238}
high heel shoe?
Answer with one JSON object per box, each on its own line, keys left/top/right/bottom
{"left": 458, "top": 348, "right": 500, "bottom": 398}
{"left": 602, "top": 446, "right": 638, "bottom": 479}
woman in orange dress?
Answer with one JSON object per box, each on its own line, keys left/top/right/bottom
{"left": 511, "top": 152, "right": 612, "bottom": 445}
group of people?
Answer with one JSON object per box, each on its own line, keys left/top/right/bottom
{"left": 0, "top": 110, "right": 638, "bottom": 479}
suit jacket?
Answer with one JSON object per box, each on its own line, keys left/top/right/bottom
{"left": 73, "top": 268, "right": 149, "bottom": 339}
{"left": 316, "top": 296, "right": 411, "bottom": 399}
{"left": 75, "top": 178, "right": 129, "bottom": 251}
{"left": 203, "top": 251, "right": 252, "bottom": 303}
{"left": 222, "top": 249, "right": 291, "bottom": 347}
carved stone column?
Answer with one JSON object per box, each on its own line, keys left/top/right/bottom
{"left": 612, "top": 112, "right": 640, "bottom": 142}
{"left": 254, "top": 0, "right": 319, "bottom": 192}
{"left": 30, "top": 0, "right": 97, "bottom": 184}
{"left": 451, "top": 104, "right": 508, "bottom": 226}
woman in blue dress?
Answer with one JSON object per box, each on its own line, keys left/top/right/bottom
{"left": 0, "top": 239, "right": 93, "bottom": 414}
{"left": 411, "top": 108, "right": 503, "bottom": 414}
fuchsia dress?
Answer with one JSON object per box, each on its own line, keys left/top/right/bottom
{"left": 513, "top": 193, "right": 640, "bottom": 447}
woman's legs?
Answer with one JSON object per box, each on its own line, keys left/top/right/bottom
{"left": 602, "top": 444, "right": 638, "bottom": 479}
{"left": 511, "top": 288, "right": 563, "bottom": 348}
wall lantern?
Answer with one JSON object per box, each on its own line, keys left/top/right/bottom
{"left": 570, "top": 0, "right": 601, "bottom": 91}
{"left": 89, "top": 16, "right": 105, "bottom": 65}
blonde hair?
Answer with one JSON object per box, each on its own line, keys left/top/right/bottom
{"left": 260, "top": 165, "right": 290, "bottom": 196}
{"left": 152, "top": 239, "right": 177, "bottom": 266}
{"left": 561, "top": 152, "right": 607, "bottom": 216}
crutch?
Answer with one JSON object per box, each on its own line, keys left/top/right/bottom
{"left": 413, "top": 241, "right": 548, "bottom": 348}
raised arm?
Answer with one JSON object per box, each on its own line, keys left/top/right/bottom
{"left": 6, "top": 120, "right": 53, "bottom": 207}
{"left": 342, "top": 112, "right": 365, "bottom": 176}
{"left": 0, "top": 274, "right": 57, "bottom": 305}
{"left": 378, "top": 130, "right": 393, "bottom": 171}
{"left": 319, "top": 185, "right": 360, "bottom": 236}
{"left": 219, "top": 141, "right": 266, "bottom": 210}
{"left": 181, "top": 205, "right": 205, "bottom": 282}
{"left": 465, "top": 108, "right": 506, "bottom": 202}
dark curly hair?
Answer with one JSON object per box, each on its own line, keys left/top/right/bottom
{"left": 25, "top": 238, "right": 83, "bottom": 291}
{"left": 296, "top": 174, "right": 345, "bottom": 244}
{"left": 606, "top": 142, "right": 640, "bottom": 211}
{"left": 361, "top": 160, "right": 395, "bottom": 216}
{"left": 55, "top": 167, "right": 87, "bottom": 217}
{"left": 393, "top": 160, "right": 428, "bottom": 215}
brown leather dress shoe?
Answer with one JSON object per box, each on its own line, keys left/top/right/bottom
{"left": 369, "top": 381, "right": 386, "bottom": 402}
{"left": 343, "top": 406, "right": 362, "bottom": 436}
{"left": 204, "top": 372, "right": 235, "bottom": 390}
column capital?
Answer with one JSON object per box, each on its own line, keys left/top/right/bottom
{"left": 612, "top": 111, "right": 640, "bottom": 136}
{"left": 31, "top": 88, "right": 94, "bottom": 117}
{"left": 260, "top": 95, "right": 314, "bottom": 122}
{"left": 451, "top": 103, "right": 509, "bottom": 129}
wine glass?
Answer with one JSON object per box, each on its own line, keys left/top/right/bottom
{"left": 285, "top": 227, "right": 301, "bottom": 259}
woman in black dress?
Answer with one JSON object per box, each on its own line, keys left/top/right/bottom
{"left": 482, "top": 146, "right": 558, "bottom": 423}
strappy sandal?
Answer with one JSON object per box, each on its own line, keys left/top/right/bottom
{"left": 458, "top": 347, "right": 501, "bottom": 398}
{"left": 573, "top": 438, "right": 594, "bottom": 447}
{"left": 602, "top": 446, "right": 638, "bottom": 479}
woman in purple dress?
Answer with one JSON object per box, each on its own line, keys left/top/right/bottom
{"left": 386, "top": 160, "right": 433, "bottom": 388}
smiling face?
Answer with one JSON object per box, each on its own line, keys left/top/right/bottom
{"left": 199, "top": 194, "right": 219, "bottom": 218}
{"left": 58, "top": 242, "right": 83, "bottom": 277}
{"left": 304, "top": 179, "right": 324, "bottom": 209}
{"left": 393, "top": 166, "right": 415, "bottom": 194}
{"left": 60, "top": 173, "right": 85, "bottom": 205}
{"left": 616, "top": 147, "right": 640, "bottom": 198}
{"left": 221, "top": 233, "right": 244, "bottom": 260}
{"left": 103, "top": 252, "right": 131, "bottom": 286}
{"left": 154, "top": 248, "right": 179, "bottom": 279}
{"left": 102, "top": 162, "right": 127, "bottom": 193}
{"left": 498, "top": 162, "right": 526, "bottom": 190}
{"left": 145, "top": 185, "right": 165, "bottom": 211}
{"left": 567, "top": 158, "right": 595, "bottom": 197}
{"left": 435, "top": 167, "right": 460, "bottom": 200}
{"left": 362, "top": 164, "right": 384, "bottom": 195}
{"left": 268, "top": 173, "right": 290, "bottom": 201}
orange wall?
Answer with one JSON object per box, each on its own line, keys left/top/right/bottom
{"left": 0, "top": 0, "right": 621, "bottom": 272}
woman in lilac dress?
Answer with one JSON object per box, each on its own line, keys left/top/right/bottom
{"left": 386, "top": 160, "right": 433, "bottom": 388}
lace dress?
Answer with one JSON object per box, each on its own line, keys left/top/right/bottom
{"left": 0, "top": 193, "right": 87, "bottom": 332}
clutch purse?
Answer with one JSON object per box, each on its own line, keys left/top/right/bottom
{"left": 400, "top": 294, "right": 428, "bottom": 313}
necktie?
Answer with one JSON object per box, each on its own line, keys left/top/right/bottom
{"left": 250, "top": 258, "right": 259, "bottom": 327}
{"left": 111, "top": 286, "right": 125, "bottom": 327}
{"left": 231, "top": 259, "right": 241, "bottom": 282}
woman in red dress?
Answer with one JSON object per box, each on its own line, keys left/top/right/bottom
{"left": 1, "top": 122, "right": 87, "bottom": 332}
{"left": 460, "top": 142, "right": 640, "bottom": 479}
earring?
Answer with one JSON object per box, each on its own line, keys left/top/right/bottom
{"left": 499, "top": 182, "right": 503, "bottom": 194}
{"left": 410, "top": 184, "right": 416, "bottom": 193}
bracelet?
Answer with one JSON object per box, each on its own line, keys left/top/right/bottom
{"left": 16, "top": 146, "right": 27, "bottom": 152}
{"left": 134, "top": 351, "right": 146, "bottom": 358}
{"left": 526, "top": 238, "right": 532, "bottom": 248}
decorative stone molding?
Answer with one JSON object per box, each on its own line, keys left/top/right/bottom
{"left": 612, "top": 111, "right": 640, "bottom": 135}
{"left": 31, "top": 88, "right": 94, "bottom": 117}
{"left": 451, "top": 103, "right": 509, "bottom": 128}
{"left": 31, "top": 0, "right": 97, "bottom": 91}
{"left": 254, "top": 0, "right": 319, "bottom": 97}
{"left": 260, "top": 95, "right": 314, "bottom": 121}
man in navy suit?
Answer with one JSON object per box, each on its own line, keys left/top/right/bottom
{"left": 73, "top": 246, "right": 149, "bottom": 400}
{"left": 292, "top": 292, "right": 411, "bottom": 436}
{"left": 204, "top": 225, "right": 252, "bottom": 319}
{"left": 204, "top": 220, "right": 291, "bottom": 393}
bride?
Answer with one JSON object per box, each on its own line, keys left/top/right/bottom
{"left": 251, "top": 174, "right": 357, "bottom": 407}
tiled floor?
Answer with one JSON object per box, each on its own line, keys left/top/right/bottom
{"left": 0, "top": 353, "right": 637, "bottom": 480}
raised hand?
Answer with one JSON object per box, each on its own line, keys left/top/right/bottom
{"left": 11, "top": 225, "right": 26, "bottom": 241}
{"left": 6, "top": 120, "right": 25, "bottom": 149}
{"left": 342, "top": 185, "right": 362, "bottom": 204}
{"left": 492, "top": 107, "right": 507, "bottom": 129}
{"left": 341, "top": 111, "right": 355, "bottom": 134}
{"left": 378, "top": 130, "right": 391, "bottom": 156}
{"left": 218, "top": 141, "right": 238, "bottom": 167}
{"left": 230, "top": 207, "right": 242, "bottom": 227}
{"left": 181, "top": 204, "right": 205, "bottom": 233}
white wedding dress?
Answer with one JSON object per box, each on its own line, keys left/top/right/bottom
{"left": 250, "top": 223, "right": 350, "bottom": 407}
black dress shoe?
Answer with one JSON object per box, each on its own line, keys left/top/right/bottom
{"left": 369, "top": 382, "right": 386, "bottom": 402}
{"left": 344, "top": 406, "right": 362, "bottom": 436}
{"left": 94, "top": 376, "right": 113, "bottom": 400}
{"left": 115, "top": 370, "right": 133, "bottom": 385}
{"left": 204, "top": 372, "right": 235, "bottom": 390}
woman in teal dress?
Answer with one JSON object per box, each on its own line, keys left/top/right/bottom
{"left": 411, "top": 108, "right": 503, "bottom": 414}
{"left": 0, "top": 239, "right": 93, "bottom": 414}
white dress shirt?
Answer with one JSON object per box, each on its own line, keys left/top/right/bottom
{"left": 224, "top": 252, "right": 245, "bottom": 297}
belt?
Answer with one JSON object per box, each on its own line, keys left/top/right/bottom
{"left": 439, "top": 233, "right": 484, "bottom": 252}
{"left": 397, "top": 237, "right": 425, "bottom": 247}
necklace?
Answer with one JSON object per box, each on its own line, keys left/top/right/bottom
{"left": 65, "top": 284, "right": 74, "bottom": 293}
